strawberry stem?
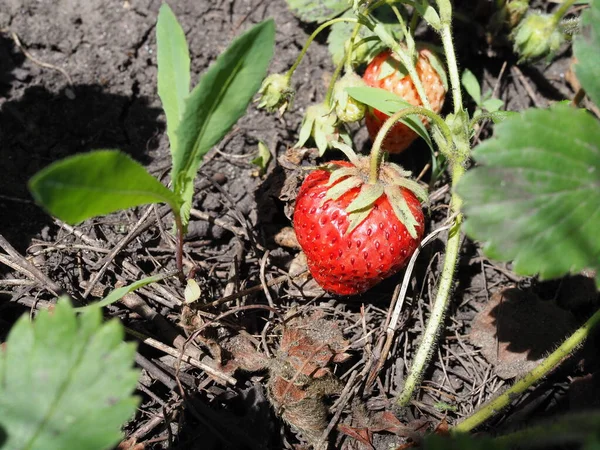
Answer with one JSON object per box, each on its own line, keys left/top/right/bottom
{"left": 285, "top": 17, "right": 358, "bottom": 81}
{"left": 396, "top": 163, "right": 464, "bottom": 408}
{"left": 368, "top": 106, "right": 452, "bottom": 184}
{"left": 453, "top": 305, "right": 600, "bottom": 432}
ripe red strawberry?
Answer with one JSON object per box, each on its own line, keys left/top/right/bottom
{"left": 293, "top": 151, "right": 426, "bottom": 295}
{"left": 363, "top": 48, "right": 446, "bottom": 154}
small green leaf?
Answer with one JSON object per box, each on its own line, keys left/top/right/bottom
{"left": 184, "top": 279, "right": 201, "bottom": 304}
{"left": 157, "top": 3, "right": 190, "bottom": 157}
{"left": 74, "top": 273, "right": 173, "bottom": 312}
{"left": 346, "top": 86, "right": 433, "bottom": 151}
{"left": 285, "top": 0, "right": 349, "bottom": 23}
{"left": 346, "top": 183, "right": 384, "bottom": 212}
{"left": 328, "top": 8, "right": 402, "bottom": 65}
{"left": 412, "top": 0, "right": 441, "bottom": 31}
{"left": 456, "top": 104, "right": 600, "bottom": 287}
{"left": 461, "top": 68, "right": 481, "bottom": 105}
{"left": 481, "top": 97, "right": 504, "bottom": 112}
{"left": 251, "top": 141, "right": 272, "bottom": 174}
{"left": 574, "top": 0, "right": 600, "bottom": 107}
{"left": 29, "top": 150, "right": 181, "bottom": 224}
{"left": 0, "top": 298, "right": 139, "bottom": 450}
{"left": 172, "top": 19, "right": 275, "bottom": 226}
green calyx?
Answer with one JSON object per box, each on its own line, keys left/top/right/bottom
{"left": 333, "top": 72, "right": 367, "bottom": 123}
{"left": 320, "top": 143, "right": 427, "bottom": 238}
{"left": 512, "top": 12, "right": 564, "bottom": 63}
{"left": 257, "top": 73, "right": 295, "bottom": 115}
{"left": 295, "top": 103, "right": 341, "bottom": 156}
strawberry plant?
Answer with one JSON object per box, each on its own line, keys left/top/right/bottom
{"left": 28, "top": 3, "right": 275, "bottom": 279}
{"left": 258, "top": 0, "right": 600, "bottom": 445}
{"left": 1, "top": 0, "right": 599, "bottom": 447}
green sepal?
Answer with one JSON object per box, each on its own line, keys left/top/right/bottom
{"left": 346, "top": 207, "right": 372, "bottom": 235}
{"left": 322, "top": 176, "right": 363, "bottom": 203}
{"left": 346, "top": 183, "right": 384, "bottom": 213}
{"left": 326, "top": 167, "right": 358, "bottom": 186}
{"left": 330, "top": 141, "right": 362, "bottom": 166}
{"left": 384, "top": 186, "right": 419, "bottom": 239}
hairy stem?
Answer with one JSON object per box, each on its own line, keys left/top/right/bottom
{"left": 285, "top": 17, "right": 358, "bottom": 80}
{"left": 437, "top": 11, "right": 462, "bottom": 113}
{"left": 368, "top": 106, "right": 451, "bottom": 183}
{"left": 453, "top": 306, "right": 600, "bottom": 432}
{"left": 395, "top": 163, "right": 464, "bottom": 406}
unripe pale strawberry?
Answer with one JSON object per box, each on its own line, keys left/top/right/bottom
{"left": 363, "top": 48, "right": 446, "bottom": 154}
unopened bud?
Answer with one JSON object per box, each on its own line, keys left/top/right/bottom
{"left": 512, "top": 12, "right": 564, "bottom": 62}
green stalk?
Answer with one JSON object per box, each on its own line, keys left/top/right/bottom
{"left": 552, "top": 0, "right": 577, "bottom": 25}
{"left": 325, "top": 53, "right": 347, "bottom": 106}
{"left": 396, "top": 0, "right": 471, "bottom": 407}
{"left": 436, "top": 1, "right": 463, "bottom": 114}
{"left": 285, "top": 17, "right": 358, "bottom": 80}
{"left": 395, "top": 163, "right": 464, "bottom": 406}
{"left": 453, "top": 307, "right": 600, "bottom": 433}
{"left": 368, "top": 106, "right": 451, "bottom": 184}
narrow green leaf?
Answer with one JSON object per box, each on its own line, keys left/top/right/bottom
{"left": 74, "top": 272, "right": 175, "bottom": 312}
{"left": 157, "top": 3, "right": 190, "bottom": 157}
{"left": 0, "top": 298, "right": 139, "bottom": 450}
{"left": 29, "top": 150, "right": 181, "bottom": 224}
{"left": 347, "top": 86, "right": 434, "bottom": 151}
{"left": 172, "top": 19, "right": 275, "bottom": 225}
{"left": 461, "top": 68, "right": 481, "bottom": 105}
{"left": 574, "top": 0, "right": 600, "bottom": 107}
{"left": 285, "top": 0, "right": 349, "bottom": 23}
{"left": 456, "top": 104, "right": 600, "bottom": 287}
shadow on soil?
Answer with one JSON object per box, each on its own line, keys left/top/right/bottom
{"left": 0, "top": 82, "right": 164, "bottom": 252}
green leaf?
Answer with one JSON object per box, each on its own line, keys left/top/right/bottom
{"left": 410, "top": 0, "right": 441, "bottom": 31}
{"left": 172, "top": 19, "right": 275, "bottom": 226}
{"left": 251, "top": 141, "right": 272, "bottom": 174}
{"left": 285, "top": 0, "right": 349, "bottom": 23}
{"left": 156, "top": 3, "right": 190, "bottom": 155}
{"left": 461, "top": 68, "right": 481, "bottom": 105}
{"left": 28, "top": 150, "right": 182, "bottom": 224}
{"left": 74, "top": 273, "right": 174, "bottom": 312}
{"left": 0, "top": 298, "right": 139, "bottom": 450}
{"left": 456, "top": 104, "right": 600, "bottom": 287}
{"left": 574, "top": 0, "right": 600, "bottom": 107}
{"left": 157, "top": 3, "right": 190, "bottom": 158}
{"left": 346, "top": 86, "right": 433, "bottom": 151}
{"left": 327, "top": 7, "right": 402, "bottom": 66}
{"left": 481, "top": 97, "right": 504, "bottom": 112}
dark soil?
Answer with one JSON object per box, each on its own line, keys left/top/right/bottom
{"left": 1, "top": 0, "right": 598, "bottom": 449}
